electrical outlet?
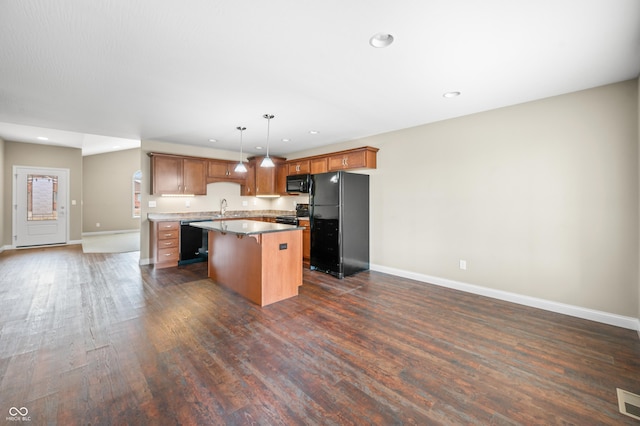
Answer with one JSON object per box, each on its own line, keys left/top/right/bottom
{"left": 148, "top": 200, "right": 157, "bottom": 208}
{"left": 96, "top": 222, "right": 101, "bottom": 228}
{"left": 242, "top": 200, "right": 248, "bottom": 207}
{"left": 459, "top": 259, "right": 467, "bottom": 270}
{"left": 185, "top": 199, "right": 191, "bottom": 208}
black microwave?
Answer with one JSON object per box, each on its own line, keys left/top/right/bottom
{"left": 286, "top": 174, "right": 310, "bottom": 193}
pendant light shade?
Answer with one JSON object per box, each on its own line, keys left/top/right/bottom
{"left": 234, "top": 126, "right": 247, "bottom": 173}
{"left": 260, "top": 114, "right": 275, "bottom": 168}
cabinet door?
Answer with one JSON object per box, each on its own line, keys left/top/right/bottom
{"left": 207, "top": 159, "right": 231, "bottom": 178}
{"left": 241, "top": 161, "right": 256, "bottom": 196}
{"left": 327, "top": 151, "right": 362, "bottom": 170}
{"left": 310, "top": 157, "right": 328, "bottom": 174}
{"left": 183, "top": 158, "right": 207, "bottom": 195}
{"left": 299, "top": 218, "right": 310, "bottom": 266}
{"left": 276, "top": 163, "right": 289, "bottom": 195}
{"left": 287, "top": 160, "right": 310, "bottom": 175}
{"left": 151, "top": 155, "right": 183, "bottom": 195}
{"left": 255, "top": 165, "right": 275, "bottom": 195}
{"left": 327, "top": 149, "right": 372, "bottom": 171}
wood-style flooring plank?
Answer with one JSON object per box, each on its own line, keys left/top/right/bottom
{"left": 0, "top": 245, "right": 639, "bottom": 425}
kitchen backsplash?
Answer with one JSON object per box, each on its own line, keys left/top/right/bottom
{"left": 145, "top": 181, "right": 310, "bottom": 215}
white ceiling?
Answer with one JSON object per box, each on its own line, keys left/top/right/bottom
{"left": 0, "top": 0, "right": 638, "bottom": 157}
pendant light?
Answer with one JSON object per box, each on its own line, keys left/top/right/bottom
{"left": 234, "top": 126, "right": 247, "bottom": 173}
{"left": 260, "top": 114, "right": 275, "bottom": 168}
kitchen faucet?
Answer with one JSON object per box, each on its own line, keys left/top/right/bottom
{"left": 220, "top": 198, "right": 227, "bottom": 215}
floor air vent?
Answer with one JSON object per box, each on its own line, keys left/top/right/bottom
{"left": 617, "top": 388, "right": 640, "bottom": 421}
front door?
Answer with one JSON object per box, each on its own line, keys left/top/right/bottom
{"left": 13, "top": 166, "right": 69, "bottom": 247}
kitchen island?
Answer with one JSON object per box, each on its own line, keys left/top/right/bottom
{"left": 190, "top": 220, "right": 303, "bottom": 306}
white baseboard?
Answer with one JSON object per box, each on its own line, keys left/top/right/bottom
{"left": 3, "top": 240, "right": 82, "bottom": 251}
{"left": 139, "top": 258, "right": 152, "bottom": 266}
{"left": 82, "top": 229, "right": 140, "bottom": 236}
{"left": 371, "top": 264, "right": 639, "bottom": 332}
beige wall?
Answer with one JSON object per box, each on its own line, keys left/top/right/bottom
{"left": 83, "top": 148, "right": 142, "bottom": 233}
{"left": 3, "top": 141, "right": 83, "bottom": 245}
{"left": 292, "top": 80, "right": 639, "bottom": 318}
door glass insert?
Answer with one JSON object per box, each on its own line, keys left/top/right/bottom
{"left": 27, "top": 174, "right": 58, "bottom": 221}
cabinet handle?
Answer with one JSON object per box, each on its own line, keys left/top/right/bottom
{"left": 164, "top": 252, "right": 174, "bottom": 257}
{"left": 164, "top": 233, "right": 173, "bottom": 237}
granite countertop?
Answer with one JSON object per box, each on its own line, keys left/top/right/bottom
{"left": 147, "top": 210, "right": 295, "bottom": 222}
{"left": 189, "top": 220, "right": 302, "bottom": 235}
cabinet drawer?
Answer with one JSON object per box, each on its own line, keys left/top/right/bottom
{"left": 158, "top": 222, "right": 179, "bottom": 231}
{"left": 158, "top": 230, "right": 179, "bottom": 240}
{"left": 158, "top": 247, "right": 179, "bottom": 262}
{"left": 157, "top": 238, "right": 178, "bottom": 249}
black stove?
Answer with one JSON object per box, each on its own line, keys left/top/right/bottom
{"left": 275, "top": 215, "right": 298, "bottom": 225}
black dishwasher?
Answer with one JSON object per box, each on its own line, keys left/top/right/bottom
{"left": 179, "top": 220, "right": 209, "bottom": 265}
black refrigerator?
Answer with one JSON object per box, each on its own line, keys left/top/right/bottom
{"left": 310, "top": 171, "right": 369, "bottom": 278}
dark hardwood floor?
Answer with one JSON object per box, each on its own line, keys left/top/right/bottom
{"left": 0, "top": 245, "right": 639, "bottom": 425}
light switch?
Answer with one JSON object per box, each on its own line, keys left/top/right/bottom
{"left": 148, "top": 200, "right": 157, "bottom": 208}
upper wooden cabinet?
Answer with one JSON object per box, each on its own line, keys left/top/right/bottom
{"left": 286, "top": 146, "right": 378, "bottom": 177}
{"left": 287, "top": 160, "right": 310, "bottom": 175}
{"left": 149, "top": 153, "right": 207, "bottom": 195}
{"left": 327, "top": 147, "right": 378, "bottom": 171}
{"left": 150, "top": 147, "right": 378, "bottom": 196}
{"left": 207, "top": 159, "right": 246, "bottom": 184}
{"left": 310, "top": 157, "right": 328, "bottom": 174}
{"left": 240, "top": 160, "right": 256, "bottom": 196}
{"left": 245, "top": 156, "right": 287, "bottom": 196}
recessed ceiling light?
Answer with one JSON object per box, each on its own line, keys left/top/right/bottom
{"left": 208, "top": 138, "right": 217, "bottom": 143}
{"left": 443, "top": 91, "right": 461, "bottom": 98}
{"left": 37, "top": 136, "right": 49, "bottom": 141}
{"left": 369, "top": 33, "right": 394, "bottom": 48}
{"left": 282, "top": 138, "right": 290, "bottom": 142}
{"left": 255, "top": 146, "right": 264, "bottom": 150}
{"left": 309, "top": 130, "right": 319, "bottom": 135}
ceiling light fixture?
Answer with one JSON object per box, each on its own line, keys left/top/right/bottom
{"left": 443, "top": 91, "right": 461, "bottom": 98}
{"left": 369, "top": 33, "right": 394, "bottom": 48}
{"left": 309, "top": 130, "right": 319, "bottom": 135}
{"left": 208, "top": 138, "right": 217, "bottom": 143}
{"left": 234, "top": 126, "right": 247, "bottom": 173}
{"left": 36, "top": 136, "right": 49, "bottom": 141}
{"left": 260, "top": 114, "right": 275, "bottom": 168}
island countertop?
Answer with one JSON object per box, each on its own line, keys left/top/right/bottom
{"left": 190, "top": 219, "right": 302, "bottom": 236}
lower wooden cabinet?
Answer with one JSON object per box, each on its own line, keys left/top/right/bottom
{"left": 151, "top": 221, "right": 180, "bottom": 268}
{"left": 298, "top": 218, "right": 311, "bottom": 267}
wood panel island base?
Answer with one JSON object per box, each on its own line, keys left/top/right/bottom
{"left": 191, "top": 220, "right": 303, "bottom": 306}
